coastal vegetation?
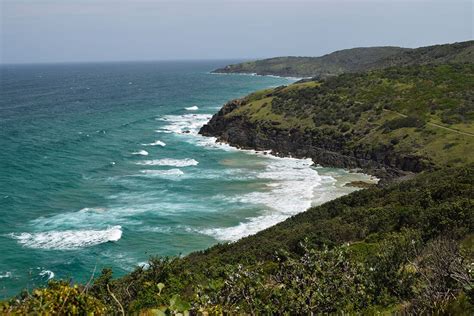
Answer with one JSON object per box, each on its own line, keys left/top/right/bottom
{"left": 1, "top": 167, "right": 473, "bottom": 314}
{"left": 213, "top": 41, "right": 473, "bottom": 78}
{"left": 2, "top": 41, "right": 473, "bottom": 314}
{"left": 202, "top": 63, "right": 474, "bottom": 178}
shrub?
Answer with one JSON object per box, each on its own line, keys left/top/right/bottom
{"left": 381, "top": 116, "right": 425, "bottom": 132}
{"left": 0, "top": 280, "right": 107, "bottom": 314}
{"left": 410, "top": 238, "right": 473, "bottom": 313}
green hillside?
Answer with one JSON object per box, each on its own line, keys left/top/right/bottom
{"left": 213, "top": 41, "right": 474, "bottom": 78}
{"left": 368, "top": 40, "right": 474, "bottom": 70}
{"left": 213, "top": 46, "right": 408, "bottom": 78}
{"left": 203, "top": 63, "right": 474, "bottom": 177}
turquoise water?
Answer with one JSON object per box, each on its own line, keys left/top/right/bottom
{"left": 0, "top": 61, "right": 373, "bottom": 297}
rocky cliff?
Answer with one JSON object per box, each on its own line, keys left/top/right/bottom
{"left": 200, "top": 99, "right": 422, "bottom": 181}
{"left": 201, "top": 63, "right": 474, "bottom": 181}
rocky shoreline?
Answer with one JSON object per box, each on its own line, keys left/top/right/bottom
{"left": 199, "top": 99, "right": 424, "bottom": 184}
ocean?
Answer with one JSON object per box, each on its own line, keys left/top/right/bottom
{"left": 0, "top": 61, "right": 374, "bottom": 297}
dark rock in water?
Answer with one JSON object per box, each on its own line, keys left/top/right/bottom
{"left": 183, "top": 130, "right": 191, "bottom": 134}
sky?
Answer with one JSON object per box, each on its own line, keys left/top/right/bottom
{"left": 0, "top": 0, "right": 472, "bottom": 64}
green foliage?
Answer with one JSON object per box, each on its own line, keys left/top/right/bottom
{"left": 381, "top": 116, "right": 425, "bottom": 132}
{"left": 410, "top": 238, "right": 474, "bottom": 313}
{"left": 0, "top": 280, "right": 107, "bottom": 314}
{"left": 219, "top": 63, "right": 474, "bottom": 171}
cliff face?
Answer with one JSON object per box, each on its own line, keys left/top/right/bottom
{"left": 200, "top": 100, "right": 425, "bottom": 180}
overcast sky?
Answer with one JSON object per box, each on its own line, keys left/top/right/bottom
{"left": 1, "top": 0, "right": 472, "bottom": 64}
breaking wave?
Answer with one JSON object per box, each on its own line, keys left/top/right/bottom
{"left": 132, "top": 150, "right": 149, "bottom": 156}
{"left": 10, "top": 226, "right": 122, "bottom": 250}
{"left": 136, "top": 158, "right": 198, "bottom": 167}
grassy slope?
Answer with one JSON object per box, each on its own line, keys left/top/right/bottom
{"left": 213, "top": 41, "right": 474, "bottom": 78}
{"left": 226, "top": 64, "right": 474, "bottom": 169}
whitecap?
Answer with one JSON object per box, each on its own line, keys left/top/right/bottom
{"left": 201, "top": 213, "right": 288, "bottom": 242}
{"left": 140, "top": 169, "right": 184, "bottom": 176}
{"left": 10, "top": 226, "right": 122, "bottom": 250}
{"left": 185, "top": 105, "right": 199, "bottom": 111}
{"left": 137, "top": 226, "right": 172, "bottom": 233}
{"left": 137, "top": 262, "right": 150, "bottom": 270}
{"left": 156, "top": 113, "right": 239, "bottom": 152}
{"left": 79, "top": 207, "right": 107, "bottom": 213}
{"left": 0, "top": 272, "right": 12, "bottom": 279}
{"left": 132, "top": 150, "right": 149, "bottom": 156}
{"left": 39, "top": 269, "right": 55, "bottom": 280}
{"left": 159, "top": 114, "right": 212, "bottom": 135}
{"left": 142, "top": 140, "right": 166, "bottom": 147}
{"left": 136, "top": 158, "right": 198, "bottom": 167}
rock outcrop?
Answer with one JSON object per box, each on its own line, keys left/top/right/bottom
{"left": 199, "top": 99, "right": 431, "bottom": 182}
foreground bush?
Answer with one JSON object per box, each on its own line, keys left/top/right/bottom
{"left": 0, "top": 280, "right": 107, "bottom": 314}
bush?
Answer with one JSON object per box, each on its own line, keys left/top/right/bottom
{"left": 410, "top": 238, "right": 473, "bottom": 313}
{"left": 0, "top": 280, "right": 107, "bottom": 314}
{"left": 381, "top": 116, "right": 425, "bottom": 132}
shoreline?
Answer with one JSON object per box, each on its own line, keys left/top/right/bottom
{"left": 195, "top": 132, "right": 378, "bottom": 242}
{"left": 199, "top": 97, "right": 417, "bottom": 184}
{"left": 206, "top": 134, "right": 398, "bottom": 184}
{"left": 147, "top": 110, "right": 378, "bottom": 243}
{"left": 208, "top": 70, "right": 309, "bottom": 82}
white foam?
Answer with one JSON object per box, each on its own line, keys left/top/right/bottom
{"left": 79, "top": 207, "right": 107, "bottom": 213}
{"left": 143, "top": 140, "right": 166, "bottom": 147}
{"left": 202, "top": 213, "right": 287, "bottom": 242}
{"left": 155, "top": 113, "right": 239, "bottom": 153}
{"left": 0, "top": 272, "right": 12, "bottom": 279}
{"left": 11, "top": 226, "right": 122, "bottom": 250}
{"left": 136, "top": 158, "right": 198, "bottom": 167}
{"left": 137, "top": 226, "right": 172, "bottom": 233}
{"left": 132, "top": 150, "right": 149, "bottom": 156}
{"left": 39, "top": 269, "right": 55, "bottom": 280}
{"left": 198, "top": 156, "right": 337, "bottom": 242}
{"left": 159, "top": 114, "right": 212, "bottom": 135}
{"left": 140, "top": 169, "right": 184, "bottom": 176}
{"left": 194, "top": 136, "right": 238, "bottom": 151}
{"left": 209, "top": 71, "right": 304, "bottom": 81}
{"left": 236, "top": 157, "right": 328, "bottom": 214}
{"left": 185, "top": 105, "right": 199, "bottom": 111}
{"left": 137, "top": 262, "right": 150, "bottom": 270}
